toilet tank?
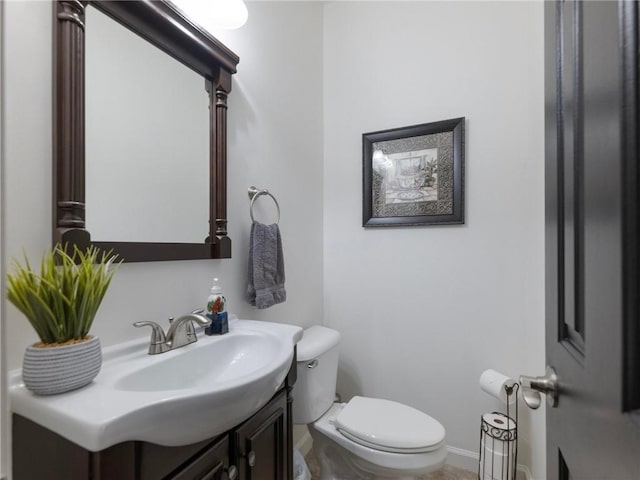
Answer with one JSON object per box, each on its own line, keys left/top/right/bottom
{"left": 292, "top": 326, "right": 341, "bottom": 424}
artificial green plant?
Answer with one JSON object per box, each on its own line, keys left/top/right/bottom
{"left": 6, "top": 245, "right": 120, "bottom": 345}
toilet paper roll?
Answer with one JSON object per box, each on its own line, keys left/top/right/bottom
{"left": 480, "top": 413, "right": 517, "bottom": 480}
{"left": 480, "top": 369, "right": 517, "bottom": 404}
{"left": 483, "top": 412, "right": 516, "bottom": 432}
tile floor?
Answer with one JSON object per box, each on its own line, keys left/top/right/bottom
{"left": 304, "top": 450, "right": 477, "bottom": 480}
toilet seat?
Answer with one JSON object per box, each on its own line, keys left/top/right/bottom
{"left": 335, "top": 396, "right": 446, "bottom": 454}
{"left": 311, "top": 403, "right": 447, "bottom": 475}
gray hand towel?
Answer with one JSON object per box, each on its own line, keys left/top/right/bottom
{"left": 246, "top": 222, "right": 286, "bottom": 309}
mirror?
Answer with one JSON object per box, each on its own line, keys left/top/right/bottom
{"left": 85, "top": 6, "right": 209, "bottom": 244}
{"left": 52, "top": 0, "right": 239, "bottom": 261}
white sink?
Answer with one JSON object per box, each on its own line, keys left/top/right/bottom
{"left": 112, "top": 331, "right": 282, "bottom": 392}
{"left": 9, "top": 318, "right": 303, "bottom": 451}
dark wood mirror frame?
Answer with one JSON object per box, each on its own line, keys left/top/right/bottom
{"left": 53, "top": 0, "right": 239, "bottom": 262}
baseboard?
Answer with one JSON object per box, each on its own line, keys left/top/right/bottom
{"left": 295, "top": 430, "right": 313, "bottom": 457}
{"left": 446, "top": 446, "right": 479, "bottom": 473}
{"left": 447, "top": 445, "right": 532, "bottom": 480}
{"left": 518, "top": 464, "right": 534, "bottom": 480}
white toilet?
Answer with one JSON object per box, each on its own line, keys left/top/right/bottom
{"left": 292, "top": 326, "right": 447, "bottom": 479}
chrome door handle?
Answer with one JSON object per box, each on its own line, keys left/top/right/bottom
{"left": 519, "top": 366, "right": 559, "bottom": 409}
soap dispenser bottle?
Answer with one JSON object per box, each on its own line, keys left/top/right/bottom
{"left": 205, "top": 278, "right": 228, "bottom": 335}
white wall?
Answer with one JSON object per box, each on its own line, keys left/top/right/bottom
{"left": 323, "top": 2, "right": 545, "bottom": 478}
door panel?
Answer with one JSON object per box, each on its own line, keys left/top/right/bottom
{"left": 233, "top": 390, "right": 287, "bottom": 480}
{"left": 558, "top": 450, "right": 571, "bottom": 480}
{"left": 545, "top": 1, "right": 640, "bottom": 478}
{"left": 169, "top": 436, "right": 229, "bottom": 480}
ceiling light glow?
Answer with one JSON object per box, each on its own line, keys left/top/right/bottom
{"left": 172, "top": 0, "right": 248, "bottom": 31}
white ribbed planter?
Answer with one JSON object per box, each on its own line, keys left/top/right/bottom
{"left": 22, "top": 336, "right": 102, "bottom": 395}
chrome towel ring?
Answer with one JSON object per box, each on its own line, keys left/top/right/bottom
{"left": 248, "top": 186, "right": 281, "bottom": 224}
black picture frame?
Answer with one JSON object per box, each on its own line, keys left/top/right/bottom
{"left": 362, "top": 117, "right": 465, "bottom": 227}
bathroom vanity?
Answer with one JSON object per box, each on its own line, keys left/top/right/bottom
{"left": 13, "top": 378, "right": 293, "bottom": 480}
{"left": 10, "top": 319, "right": 303, "bottom": 480}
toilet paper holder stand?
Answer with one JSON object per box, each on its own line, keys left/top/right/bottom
{"left": 478, "top": 382, "right": 519, "bottom": 480}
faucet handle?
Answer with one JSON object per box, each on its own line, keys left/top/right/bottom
{"left": 133, "top": 321, "right": 169, "bottom": 355}
{"left": 168, "top": 313, "right": 199, "bottom": 340}
{"left": 186, "top": 311, "right": 208, "bottom": 340}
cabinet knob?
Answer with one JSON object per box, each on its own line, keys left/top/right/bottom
{"left": 247, "top": 450, "right": 256, "bottom": 467}
{"left": 225, "top": 465, "right": 238, "bottom": 480}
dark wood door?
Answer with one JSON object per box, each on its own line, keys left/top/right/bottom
{"left": 233, "top": 390, "right": 287, "bottom": 480}
{"left": 544, "top": 0, "right": 640, "bottom": 478}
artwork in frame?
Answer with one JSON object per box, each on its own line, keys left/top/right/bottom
{"left": 362, "top": 117, "right": 465, "bottom": 227}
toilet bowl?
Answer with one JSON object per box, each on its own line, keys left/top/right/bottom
{"left": 292, "top": 326, "right": 447, "bottom": 479}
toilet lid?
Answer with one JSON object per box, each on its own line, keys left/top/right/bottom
{"left": 335, "top": 396, "right": 446, "bottom": 454}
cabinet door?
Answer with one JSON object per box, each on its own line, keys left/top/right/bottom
{"left": 233, "top": 390, "right": 288, "bottom": 480}
{"left": 170, "top": 435, "right": 231, "bottom": 480}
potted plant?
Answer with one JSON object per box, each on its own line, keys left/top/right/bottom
{"left": 6, "top": 244, "right": 120, "bottom": 395}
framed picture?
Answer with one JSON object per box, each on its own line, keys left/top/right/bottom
{"left": 362, "top": 117, "right": 465, "bottom": 227}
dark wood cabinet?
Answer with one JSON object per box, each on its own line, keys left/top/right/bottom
{"left": 233, "top": 390, "right": 287, "bottom": 480}
{"left": 169, "top": 436, "right": 229, "bottom": 480}
{"left": 135, "top": 434, "right": 230, "bottom": 480}
{"left": 13, "top": 387, "right": 292, "bottom": 480}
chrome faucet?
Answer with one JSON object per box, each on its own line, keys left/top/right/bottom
{"left": 133, "top": 311, "right": 211, "bottom": 355}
